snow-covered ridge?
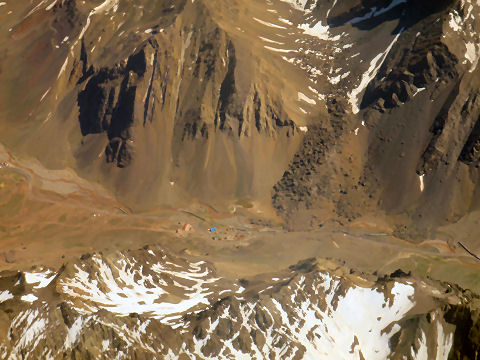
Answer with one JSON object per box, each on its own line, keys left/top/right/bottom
{"left": 0, "top": 250, "right": 455, "bottom": 359}
{"left": 186, "top": 272, "right": 431, "bottom": 360}
{"left": 58, "top": 251, "right": 229, "bottom": 324}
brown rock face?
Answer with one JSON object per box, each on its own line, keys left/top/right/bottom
{"left": 271, "top": 0, "right": 480, "bottom": 235}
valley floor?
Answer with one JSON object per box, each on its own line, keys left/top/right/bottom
{"left": 1, "top": 141, "right": 479, "bottom": 293}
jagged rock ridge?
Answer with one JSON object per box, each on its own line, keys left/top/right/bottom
{"left": 0, "top": 248, "right": 476, "bottom": 359}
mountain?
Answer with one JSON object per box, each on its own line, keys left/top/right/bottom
{"left": 1, "top": 249, "right": 478, "bottom": 359}
{"left": 1, "top": 0, "right": 480, "bottom": 358}
{"left": 1, "top": 0, "right": 479, "bottom": 234}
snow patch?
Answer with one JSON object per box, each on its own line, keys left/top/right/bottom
{"left": 21, "top": 294, "right": 38, "bottom": 303}
{"left": 298, "top": 92, "right": 316, "bottom": 104}
{"left": 258, "top": 36, "right": 284, "bottom": 45}
{"left": 347, "top": 0, "right": 407, "bottom": 25}
{"left": 448, "top": 11, "right": 463, "bottom": 32}
{"left": 465, "top": 42, "right": 479, "bottom": 72}
{"left": 413, "top": 87, "right": 426, "bottom": 97}
{"left": 45, "top": 0, "right": 57, "bottom": 11}
{"left": 264, "top": 46, "right": 293, "bottom": 53}
{"left": 299, "top": 21, "right": 340, "bottom": 41}
{"left": 25, "top": 270, "right": 55, "bottom": 289}
{"left": 280, "top": 0, "right": 316, "bottom": 13}
{"left": 0, "top": 290, "right": 13, "bottom": 303}
{"left": 65, "top": 317, "right": 83, "bottom": 349}
{"left": 253, "top": 17, "right": 287, "bottom": 29}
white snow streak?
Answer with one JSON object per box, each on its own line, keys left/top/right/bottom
{"left": 348, "top": 29, "right": 404, "bottom": 114}
{"left": 0, "top": 290, "right": 13, "bottom": 303}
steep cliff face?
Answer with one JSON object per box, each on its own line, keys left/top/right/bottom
{"left": 357, "top": 0, "right": 480, "bottom": 235}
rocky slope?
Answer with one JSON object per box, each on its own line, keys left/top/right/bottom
{"left": 1, "top": 247, "right": 478, "bottom": 360}
{"left": 0, "top": 0, "right": 309, "bottom": 210}
{"left": 272, "top": 0, "right": 480, "bottom": 235}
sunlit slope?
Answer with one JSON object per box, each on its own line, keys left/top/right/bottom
{"left": 1, "top": 0, "right": 480, "bottom": 233}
